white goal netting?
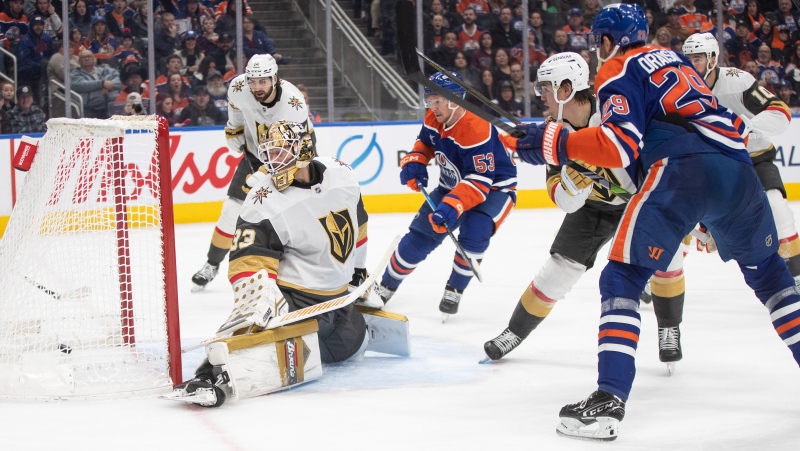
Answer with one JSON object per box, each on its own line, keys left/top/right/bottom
{"left": 0, "top": 116, "right": 181, "bottom": 400}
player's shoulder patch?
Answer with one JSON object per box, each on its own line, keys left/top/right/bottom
{"left": 228, "top": 74, "right": 248, "bottom": 100}
{"left": 315, "top": 156, "right": 360, "bottom": 189}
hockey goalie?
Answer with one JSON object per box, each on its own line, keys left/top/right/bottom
{"left": 165, "top": 121, "right": 409, "bottom": 407}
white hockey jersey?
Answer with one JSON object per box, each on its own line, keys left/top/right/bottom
{"left": 229, "top": 157, "right": 366, "bottom": 296}
{"left": 711, "top": 67, "right": 792, "bottom": 155}
{"left": 226, "top": 75, "right": 314, "bottom": 159}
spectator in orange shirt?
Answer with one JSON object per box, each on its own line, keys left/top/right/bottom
{"left": 738, "top": 0, "right": 765, "bottom": 31}
{"left": 679, "top": 0, "right": 709, "bottom": 33}
{"left": 455, "top": 0, "right": 490, "bottom": 15}
{"left": 159, "top": 72, "right": 191, "bottom": 113}
{"left": 454, "top": 7, "right": 483, "bottom": 56}
{"left": 665, "top": 8, "right": 691, "bottom": 41}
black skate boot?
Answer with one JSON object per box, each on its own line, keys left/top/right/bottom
{"left": 164, "top": 377, "right": 227, "bottom": 408}
{"left": 658, "top": 326, "right": 682, "bottom": 374}
{"left": 556, "top": 390, "right": 625, "bottom": 441}
{"left": 481, "top": 327, "right": 523, "bottom": 362}
{"left": 191, "top": 262, "right": 219, "bottom": 292}
{"left": 639, "top": 281, "right": 652, "bottom": 304}
{"left": 372, "top": 282, "right": 396, "bottom": 305}
{"left": 439, "top": 284, "right": 463, "bottom": 322}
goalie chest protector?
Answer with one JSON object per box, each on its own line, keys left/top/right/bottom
{"left": 238, "top": 157, "right": 363, "bottom": 294}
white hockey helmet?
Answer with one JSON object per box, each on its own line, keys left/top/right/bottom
{"left": 257, "top": 120, "right": 314, "bottom": 191}
{"left": 682, "top": 33, "right": 719, "bottom": 76}
{"left": 534, "top": 52, "right": 590, "bottom": 121}
{"left": 246, "top": 54, "right": 278, "bottom": 81}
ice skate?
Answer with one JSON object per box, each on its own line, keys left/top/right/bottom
{"left": 439, "top": 284, "right": 463, "bottom": 323}
{"left": 480, "top": 327, "right": 523, "bottom": 363}
{"left": 640, "top": 281, "right": 652, "bottom": 304}
{"left": 658, "top": 326, "right": 682, "bottom": 374}
{"left": 556, "top": 390, "right": 625, "bottom": 441}
{"left": 161, "top": 377, "right": 226, "bottom": 408}
{"left": 350, "top": 269, "right": 385, "bottom": 308}
{"left": 191, "top": 262, "right": 219, "bottom": 292}
{"left": 369, "top": 282, "right": 396, "bottom": 307}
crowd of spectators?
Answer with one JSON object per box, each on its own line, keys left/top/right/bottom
{"left": 366, "top": 0, "right": 800, "bottom": 118}
{"left": 0, "top": 0, "right": 292, "bottom": 133}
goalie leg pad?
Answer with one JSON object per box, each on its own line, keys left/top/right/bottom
{"left": 356, "top": 305, "right": 410, "bottom": 357}
{"left": 217, "top": 270, "right": 288, "bottom": 335}
{"left": 209, "top": 319, "right": 323, "bottom": 401}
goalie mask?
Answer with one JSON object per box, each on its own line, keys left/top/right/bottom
{"left": 257, "top": 121, "right": 315, "bottom": 191}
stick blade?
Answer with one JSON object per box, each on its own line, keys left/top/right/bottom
{"left": 395, "top": 0, "right": 420, "bottom": 75}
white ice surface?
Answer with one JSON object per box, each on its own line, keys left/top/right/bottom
{"left": 5, "top": 206, "right": 800, "bottom": 451}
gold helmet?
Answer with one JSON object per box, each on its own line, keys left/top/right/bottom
{"left": 257, "top": 121, "right": 315, "bottom": 190}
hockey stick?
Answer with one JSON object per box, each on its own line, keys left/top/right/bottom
{"left": 419, "top": 185, "right": 484, "bottom": 283}
{"left": 181, "top": 235, "right": 402, "bottom": 353}
{"left": 23, "top": 275, "right": 92, "bottom": 300}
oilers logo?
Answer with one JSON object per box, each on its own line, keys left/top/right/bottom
{"left": 436, "top": 153, "right": 461, "bottom": 189}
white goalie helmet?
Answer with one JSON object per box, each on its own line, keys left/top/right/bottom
{"left": 534, "top": 52, "right": 590, "bottom": 121}
{"left": 246, "top": 54, "right": 278, "bottom": 82}
{"left": 682, "top": 33, "right": 719, "bottom": 76}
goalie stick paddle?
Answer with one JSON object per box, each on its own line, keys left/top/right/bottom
{"left": 419, "top": 185, "right": 483, "bottom": 283}
{"left": 180, "top": 235, "right": 402, "bottom": 353}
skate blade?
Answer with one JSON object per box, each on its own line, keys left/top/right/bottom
{"left": 441, "top": 313, "right": 450, "bottom": 323}
{"left": 556, "top": 417, "right": 619, "bottom": 442}
{"left": 190, "top": 283, "right": 207, "bottom": 293}
{"left": 666, "top": 362, "right": 676, "bottom": 375}
{"left": 478, "top": 353, "right": 495, "bottom": 364}
{"left": 161, "top": 389, "right": 217, "bottom": 406}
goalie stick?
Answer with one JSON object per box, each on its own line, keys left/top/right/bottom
{"left": 180, "top": 235, "right": 402, "bottom": 353}
{"left": 393, "top": 1, "right": 711, "bottom": 245}
{"left": 419, "top": 185, "right": 483, "bottom": 283}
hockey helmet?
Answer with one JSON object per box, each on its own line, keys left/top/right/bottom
{"left": 590, "top": 4, "right": 648, "bottom": 51}
{"left": 246, "top": 54, "right": 278, "bottom": 81}
{"left": 682, "top": 33, "right": 719, "bottom": 76}
{"left": 423, "top": 71, "right": 467, "bottom": 106}
{"left": 535, "top": 52, "right": 591, "bottom": 97}
{"left": 257, "top": 120, "right": 315, "bottom": 191}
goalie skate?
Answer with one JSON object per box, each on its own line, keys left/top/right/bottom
{"left": 162, "top": 377, "right": 227, "bottom": 408}
{"left": 556, "top": 390, "right": 625, "bottom": 441}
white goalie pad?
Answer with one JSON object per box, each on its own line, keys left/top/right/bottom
{"left": 218, "top": 270, "right": 288, "bottom": 335}
{"left": 206, "top": 319, "right": 323, "bottom": 401}
{"left": 357, "top": 306, "right": 411, "bottom": 357}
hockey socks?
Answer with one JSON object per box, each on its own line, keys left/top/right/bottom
{"left": 740, "top": 252, "right": 800, "bottom": 364}
{"left": 381, "top": 230, "right": 438, "bottom": 290}
{"left": 650, "top": 269, "right": 685, "bottom": 328}
{"left": 207, "top": 226, "right": 233, "bottom": 266}
{"left": 596, "top": 261, "right": 653, "bottom": 401}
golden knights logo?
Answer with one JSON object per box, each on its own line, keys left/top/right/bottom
{"left": 318, "top": 209, "right": 355, "bottom": 264}
{"left": 726, "top": 68, "right": 742, "bottom": 77}
{"left": 288, "top": 96, "right": 303, "bottom": 111}
{"left": 253, "top": 186, "right": 272, "bottom": 204}
{"left": 588, "top": 167, "right": 623, "bottom": 203}
{"left": 233, "top": 80, "right": 244, "bottom": 92}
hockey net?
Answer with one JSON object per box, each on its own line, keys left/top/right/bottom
{"left": 0, "top": 115, "right": 181, "bottom": 400}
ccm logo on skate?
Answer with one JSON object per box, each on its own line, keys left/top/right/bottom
{"left": 586, "top": 402, "right": 613, "bottom": 417}
{"left": 648, "top": 246, "right": 664, "bottom": 260}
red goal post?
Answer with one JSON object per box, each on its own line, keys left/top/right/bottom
{"left": 0, "top": 115, "right": 181, "bottom": 400}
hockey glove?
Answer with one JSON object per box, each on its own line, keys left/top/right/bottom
{"left": 695, "top": 225, "right": 717, "bottom": 253}
{"left": 399, "top": 152, "right": 429, "bottom": 191}
{"left": 245, "top": 165, "right": 269, "bottom": 189}
{"left": 514, "top": 121, "right": 569, "bottom": 166}
{"left": 226, "top": 128, "right": 247, "bottom": 154}
{"left": 553, "top": 165, "right": 591, "bottom": 214}
{"left": 429, "top": 195, "right": 463, "bottom": 233}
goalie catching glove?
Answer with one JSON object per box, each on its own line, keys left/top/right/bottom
{"left": 217, "top": 270, "right": 288, "bottom": 335}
